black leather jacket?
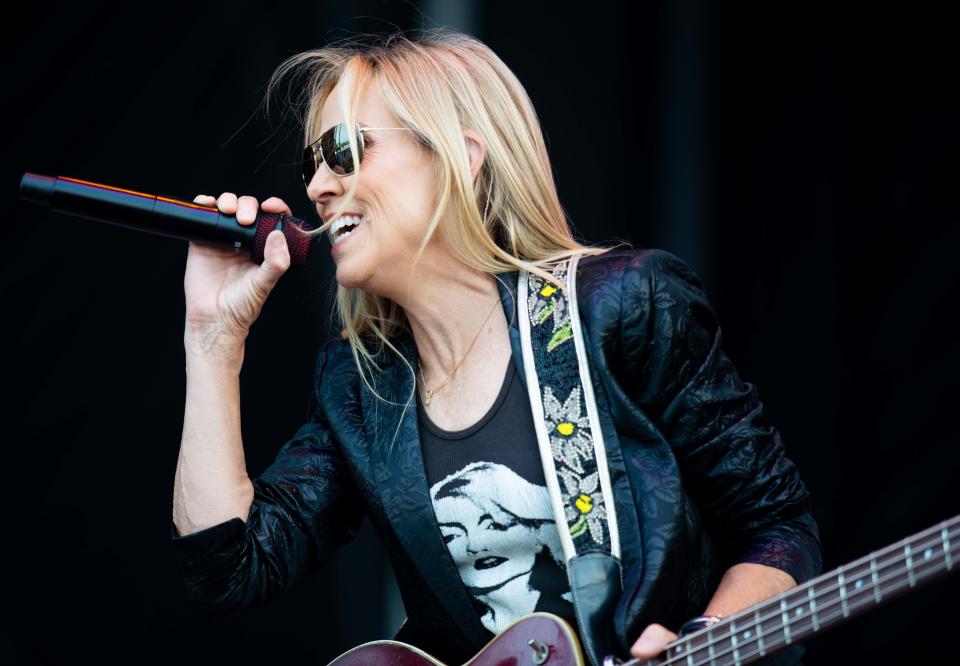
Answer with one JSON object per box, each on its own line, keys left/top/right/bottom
{"left": 171, "top": 247, "right": 822, "bottom": 665}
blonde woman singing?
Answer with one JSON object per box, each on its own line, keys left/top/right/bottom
{"left": 172, "top": 28, "right": 821, "bottom": 666}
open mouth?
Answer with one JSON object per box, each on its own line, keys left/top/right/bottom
{"left": 329, "top": 215, "right": 364, "bottom": 245}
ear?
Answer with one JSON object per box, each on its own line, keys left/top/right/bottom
{"left": 463, "top": 128, "right": 487, "bottom": 183}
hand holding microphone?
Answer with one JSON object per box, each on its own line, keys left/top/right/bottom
{"left": 184, "top": 192, "right": 293, "bottom": 349}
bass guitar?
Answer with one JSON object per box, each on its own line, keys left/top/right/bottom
{"left": 327, "top": 513, "right": 959, "bottom": 665}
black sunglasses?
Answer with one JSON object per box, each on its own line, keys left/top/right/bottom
{"left": 301, "top": 122, "right": 413, "bottom": 187}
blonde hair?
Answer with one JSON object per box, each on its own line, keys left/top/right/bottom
{"left": 264, "top": 28, "right": 627, "bottom": 435}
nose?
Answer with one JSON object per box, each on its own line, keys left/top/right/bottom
{"left": 305, "top": 159, "right": 346, "bottom": 204}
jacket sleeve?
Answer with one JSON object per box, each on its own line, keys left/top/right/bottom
{"left": 169, "top": 338, "right": 365, "bottom": 613}
{"left": 619, "top": 248, "right": 823, "bottom": 586}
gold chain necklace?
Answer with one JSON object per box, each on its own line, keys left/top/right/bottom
{"left": 418, "top": 297, "right": 500, "bottom": 407}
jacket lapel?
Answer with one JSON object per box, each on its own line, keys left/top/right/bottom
{"left": 568, "top": 257, "right": 644, "bottom": 654}
{"left": 361, "top": 317, "right": 493, "bottom": 649}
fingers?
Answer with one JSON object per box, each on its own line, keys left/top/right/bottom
{"left": 210, "top": 192, "right": 257, "bottom": 225}
{"left": 630, "top": 623, "right": 679, "bottom": 659}
{"left": 261, "top": 196, "right": 292, "bottom": 217}
{"left": 235, "top": 195, "right": 260, "bottom": 226}
{"left": 193, "top": 193, "right": 291, "bottom": 226}
{"left": 212, "top": 191, "right": 237, "bottom": 217}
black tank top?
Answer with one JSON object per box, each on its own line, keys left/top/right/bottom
{"left": 417, "top": 359, "right": 577, "bottom": 639}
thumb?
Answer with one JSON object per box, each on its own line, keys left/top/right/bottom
{"left": 630, "top": 623, "right": 678, "bottom": 659}
{"left": 256, "top": 229, "right": 291, "bottom": 285}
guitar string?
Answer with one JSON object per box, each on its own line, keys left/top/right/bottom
{"left": 711, "top": 515, "right": 960, "bottom": 631}
{"left": 672, "top": 516, "right": 959, "bottom": 650}
{"left": 647, "top": 528, "right": 955, "bottom": 666}
{"left": 628, "top": 550, "right": 948, "bottom": 666}
{"left": 627, "top": 522, "right": 958, "bottom": 666}
{"left": 641, "top": 532, "right": 954, "bottom": 666}
{"left": 677, "top": 559, "right": 949, "bottom": 666}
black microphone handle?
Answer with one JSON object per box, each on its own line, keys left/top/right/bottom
{"left": 18, "top": 172, "right": 319, "bottom": 266}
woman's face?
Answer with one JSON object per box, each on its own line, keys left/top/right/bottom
{"left": 435, "top": 494, "right": 540, "bottom": 590}
{"left": 306, "top": 77, "right": 443, "bottom": 296}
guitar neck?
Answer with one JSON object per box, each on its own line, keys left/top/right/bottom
{"left": 624, "top": 514, "right": 960, "bottom": 666}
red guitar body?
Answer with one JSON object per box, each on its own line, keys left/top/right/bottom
{"left": 326, "top": 612, "right": 584, "bottom": 666}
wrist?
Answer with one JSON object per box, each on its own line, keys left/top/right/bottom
{"left": 184, "top": 334, "right": 246, "bottom": 370}
{"left": 184, "top": 320, "right": 248, "bottom": 355}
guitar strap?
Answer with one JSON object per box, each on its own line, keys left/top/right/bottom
{"left": 517, "top": 255, "right": 623, "bottom": 666}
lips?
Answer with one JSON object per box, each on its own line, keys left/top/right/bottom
{"left": 474, "top": 556, "right": 507, "bottom": 570}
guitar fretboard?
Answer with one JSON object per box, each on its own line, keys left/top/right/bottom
{"left": 624, "top": 514, "right": 960, "bottom": 666}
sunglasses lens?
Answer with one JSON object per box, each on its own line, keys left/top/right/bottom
{"left": 301, "top": 146, "right": 316, "bottom": 186}
{"left": 320, "top": 123, "right": 361, "bottom": 176}
{"left": 302, "top": 123, "right": 363, "bottom": 186}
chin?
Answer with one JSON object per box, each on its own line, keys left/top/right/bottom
{"left": 334, "top": 263, "right": 373, "bottom": 292}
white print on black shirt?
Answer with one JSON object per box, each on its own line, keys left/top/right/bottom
{"left": 429, "top": 461, "right": 573, "bottom": 634}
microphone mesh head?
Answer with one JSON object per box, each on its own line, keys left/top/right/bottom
{"left": 253, "top": 214, "right": 318, "bottom": 267}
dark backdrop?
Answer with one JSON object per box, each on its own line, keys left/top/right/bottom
{"left": 4, "top": 1, "right": 958, "bottom": 664}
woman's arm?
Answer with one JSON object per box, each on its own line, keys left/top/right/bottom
{"left": 618, "top": 249, "right": 823, "bottom": 660}
{"left": 174, "top": 327, "right": 254, "bottom": 538}
{"left": 631, "top": 562, "right": 796, "bottom": 658}
{"left": 171, "top": 338, "right": 366, "bottom": 614}
{"left": 702, "top": 561, "right": 797, "bottom": 616}
{"left": 618, "top": 249, "right": 823, "bottom": 585}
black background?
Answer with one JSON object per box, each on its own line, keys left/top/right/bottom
{"left": 4, "top": 1, "right": 959, "bottom": 664}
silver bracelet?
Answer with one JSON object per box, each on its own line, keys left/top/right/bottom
{"left": 678, "top": 614, "right": 724, "bottom": 637}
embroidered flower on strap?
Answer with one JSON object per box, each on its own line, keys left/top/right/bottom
{"left": 560, "top": 469, "right": 606, "bottom": 544}
{"left": 524, "top": 261, "right": 611, "bottom": 551}
{"left": 528, "top": 273, "right": 573, "bottom": 351}
{"left": 543, "top": 385, "right": 593, "bottom": 474}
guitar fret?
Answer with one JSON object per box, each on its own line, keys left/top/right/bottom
{"left": 870, "top": 555, "right": 882, "bottom": 604}
{"left": 905, "top": 542, "right": 916, "bottom": 587}
{"left": 754, "top": 609, "right": 765, "bottom": 656}
{"left": 943, "top": 523, "right": 954, "bottom": 570}
{"left": 706, "top": 626, "right": 716, "bottom": 665}
{"left": 838, "top": 569, "right": 849, "bottom": 617}
{"left": 780, "top": 598, "right": 792, "bottom": 644}
{"left": 730, "top": 618, "right": 740, "bottom": 665}
{"left": 808, "top": 584, "right": 819, "bottom": 631}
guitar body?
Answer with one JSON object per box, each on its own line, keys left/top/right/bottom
{"left": 327, "top": 612, "right": 584, "bottom": 666}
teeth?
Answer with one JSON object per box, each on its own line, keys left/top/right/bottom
{"left": 330, "top": 215, "right": 363, "bottom": 236}
{"left": 333, "top": 227, "right": 359, "bottom": 245}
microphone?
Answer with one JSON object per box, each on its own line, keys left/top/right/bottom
{"left": 18, "top": 172, "right": 320, "bottom": 266}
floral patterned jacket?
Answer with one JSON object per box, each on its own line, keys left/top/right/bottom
{"left": 170, "top": 246, "right": 823, "bottom": 665}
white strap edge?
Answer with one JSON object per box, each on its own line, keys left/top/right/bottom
{"left": 567, "top": 254, "right": 621, "bottom": 560}
{"left": 518, "top": 267, "right": 578, "bottom": 563}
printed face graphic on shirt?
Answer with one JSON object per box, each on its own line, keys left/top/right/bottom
{"left": 430, "top": 461, "right": 571, "bottom": 634}
{"left": 435, "top": 494, "right": 541, "bottom": 589}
